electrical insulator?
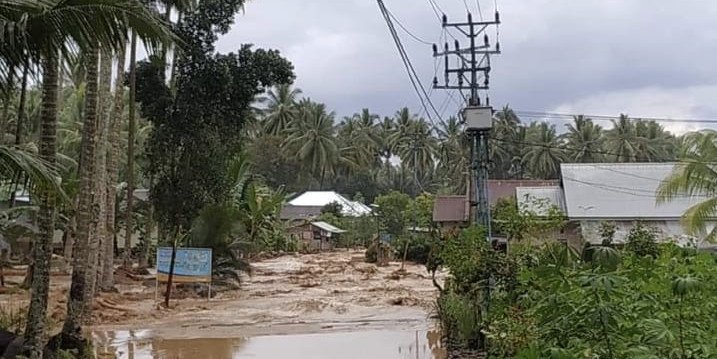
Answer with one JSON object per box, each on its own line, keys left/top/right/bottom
{"left": 484, "top": 34, "right": 489, "bottom": 47}
{"left": 454, "top": 40, "right": 460, "bottom": 51}
{"left": 496, "top": 42, "right": 500, "bottom": 52}
{"left": 442, "top": 14, "right": 447, "bottom": 25}
{"left": 432, "top": 44, "right": 438, "bottom": 56}
{"left": 495, "top": 11, "right": 500, "bottom": 23}
{"left": 467, "top": 13, "right": 472, "bottom": 23}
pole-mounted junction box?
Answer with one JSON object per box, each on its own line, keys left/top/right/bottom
{"left": 462, "top": 106, "right": 493, "bottom": 131}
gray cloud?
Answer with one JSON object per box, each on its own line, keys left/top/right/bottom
{"left": 216, "top": 0, "right": 717, "bottom": 125}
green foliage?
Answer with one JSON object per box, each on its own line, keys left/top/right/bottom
{"left": 392, "top": 234, "right": 434, "bottom": 264}
{"left": 137, "top": 0, "right": 294, "bottom": 233}
{"left": 320, "top": 201, "right": 343, "bottom": 218}
{"left": 438, "top": 237, "right": 717, "bottom": 358}
{"left": 625, "top": 221, "right": 660, "bottom": 258}
{"left": 374, "top": 191, "right": 410, "bottom": 235}
{"left": 492, "top": 196, "right": 566, "bottom": 244}
{"left": 599, "top": 221, "right": 616, "bottom": 246}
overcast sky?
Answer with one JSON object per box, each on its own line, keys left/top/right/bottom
{"left": 214, "top": 0, "right": 717, "bottom": 133}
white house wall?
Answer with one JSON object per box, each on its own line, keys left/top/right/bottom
{"left": 579, "top": 220, "right": 715, "bottom": 248}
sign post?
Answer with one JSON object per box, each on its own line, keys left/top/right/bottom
{"left": 155, "top": 247, "right": 213, "bottom": 301}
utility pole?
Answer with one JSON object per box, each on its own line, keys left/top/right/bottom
{"left": 432, "top": 10, "right": 500, "bottom": 240}
{"left": 432, "top": 7, "right": 501, "bottom": 354}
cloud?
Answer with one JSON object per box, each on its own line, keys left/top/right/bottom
{"left": 209, "top": 0, "right": 717, "bottom": 127}
{"left": 551, "top": 86, "right": 717, "bottom": 134}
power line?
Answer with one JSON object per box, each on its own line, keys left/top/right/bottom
{"left": 385, "top": 8, "right": 433, "bottom": 45}
{"left": 378, "top": 0, "right": 443, "bottom": 126}
{"left": 492, "top": 137, "right": 717, "bottom": 165}
{"left": 509, "top": 110, "right": 717, "bottom": 125}
{"left": 561, "top": 176, "right": 710, "bottom": 199}
{"left": 475, "top": 0, "right": 484, "bottom": 20}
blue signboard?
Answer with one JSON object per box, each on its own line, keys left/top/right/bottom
{"left": 156, "top": 247, "right": 212, "bottom": 283}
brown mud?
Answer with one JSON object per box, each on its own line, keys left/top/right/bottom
{"left": 0, "top": 250, "right": 448, "bottom": 358}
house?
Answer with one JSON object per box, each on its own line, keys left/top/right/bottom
{"left": 514, "top": 163, "right": 715, "bottom": 250}
{"left": 280, "top": 190, "right": 371, "bottom": 229}
{"left": 488, "top": 180, "right": 559, "bottom": 204}
{"left": 286, "top": 191, "right": 372, "bottom": 217}
{"left": 290, "top": 221, "right": 346, "bottom": 251}
{"left": 432, "top": 180, "right": 559, "bottom": 229}
{"left": 432, "top": 195, "right": 469, "bottom": 230}
{"left": 559, "top": 163, "right": 715, "bottom": 248}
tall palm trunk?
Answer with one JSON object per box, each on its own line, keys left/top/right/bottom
{"left": 94, "top": 50, "right": 112, "bottom": 293}
{"left": 14, "top": 60, "right": 30, "bottom": 146}
{"left": 62, "top": 47, "right": 100, "bottom": 343}
{"left": 23, "top": 53, "right": 59, "bottom": 359}
{"left": 0, "top": 67, "right": 15, "bottom": 144}
{"left": 103, "top": 42, "right": 127, "bottom": 289}
{"left": 123, "top": 32, "right": 138, "bottom": 269}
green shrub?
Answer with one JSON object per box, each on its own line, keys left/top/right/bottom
{"left": 437, "top": 292, "right": 481, "bottom": 348}
{"left": 624, "top": 221, "right": 660, "bottom": 258}
{"left": 392, "top": 234, "right": 434, "bottom": 264}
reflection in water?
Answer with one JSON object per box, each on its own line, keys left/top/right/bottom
{"left": 96, "top": 329, "right": 446, "bottom": 359}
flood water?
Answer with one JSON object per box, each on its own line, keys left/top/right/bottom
{"left": 93, "top": 329, "right": 447, "bottom": 359}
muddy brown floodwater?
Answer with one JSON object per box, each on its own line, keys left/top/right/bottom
{"left": 89, "top": 250, "right": 448, "bottom": 359}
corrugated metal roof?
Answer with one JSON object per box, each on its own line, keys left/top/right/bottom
{"left": 279, "top": 205, "right": 323, "bottom": 220}
{"left": 433, "top": 195, "right": 469, "bottom": 222}
{"left": 488, "top": 180, "right": 559, "bottom": 204}
{"left": 288, "top": 191, "right": 371, "bottom": 216}
{"left": 516, "top": 186, "right": 565, "bottom": 215}
{"left": 312, "top": 221, "right": 346, "bottom": 233}
{"left": 561, "top": 163, "right": 707, "bottom": 219}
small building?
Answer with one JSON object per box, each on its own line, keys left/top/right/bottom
{"left": 560, "top": 163, "right": 714, "bottom": 248}
{"left": 488, "top": 179, "right": 559, "bottom": 205}
{"left": 432, "top": 195, "right": 469, "bottom": 230}
{"left": 286, "top": 191, "right": 372, "bottom": 216}
{"left": 291, "top": 221, "right": 346, "bottom": 252}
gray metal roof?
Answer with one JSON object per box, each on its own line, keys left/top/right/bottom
{"left": 288, "top": 191, "right": 371, "bottom": 216}
{"left": 561, "top": 163, "right": 708, "bottom": 219}
{"left": 312, "top": 221, "right": 346, "bottom": 234}
{"left": 516, "top": 186, "right": 565, "bottom": 215}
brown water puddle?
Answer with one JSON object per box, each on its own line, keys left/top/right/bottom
{"left": 93, "top": 329, "right": 447, "bottom": 359}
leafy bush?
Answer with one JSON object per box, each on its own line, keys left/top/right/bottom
{"left": 624, "top": 221, "right": 660, "bottom": 258}
{"left": 435, "top": 226, "right": 717, "bottom": 358}
{"left": 392, "top": 234, "right": 434, "bottom": 264}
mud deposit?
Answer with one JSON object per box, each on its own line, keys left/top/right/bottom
{"left": 90, "top": 250, "right": 447, "bottom": 358}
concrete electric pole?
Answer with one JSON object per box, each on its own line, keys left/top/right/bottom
{"left": 432, "top": 10, "right": 500, "bottom": 241}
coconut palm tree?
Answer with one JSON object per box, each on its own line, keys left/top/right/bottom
{"left": 1, "top": 0, "right": 174, "bottom": 355}
{"left": 284, "top": 100, "right": 338, "bottom": 189}
{"left": 377, "top": 116, "right": 395, "bottom": 167}
{"left": 490, "top": 106, "right": 522, "bottom": 179}
{"left": 392, "top": 119, "right": 438, "bottom": 191}
{"left": 436, "top": 116, "right": 469, "bottom": 193}
{"left": 522, "top": 122, "right": 566, "bottom": 179}
{"left": 103, "top": 41, "right": 127, "bottom": 289}
{"left": 605, "top": 114, "right": 639, "bottom": 162}
{"left": 657, "top": 130, "right": 717, "bottom": 241}
{"left": 563, "top": 115, "right": 604, "bottom": 163}
{"left": 634, "top": 120, "right": 675, "bottom": 162}
{"left": 264, "top": 84, "right": 301, "bottom": 135}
